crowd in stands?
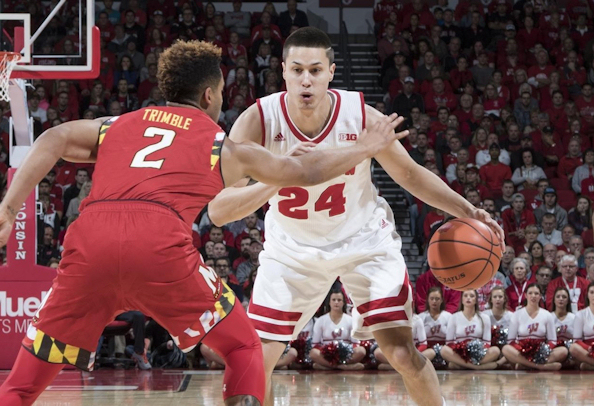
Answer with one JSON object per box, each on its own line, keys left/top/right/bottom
{"left": 1, "top": 0, "right": 594, "bottom": 371}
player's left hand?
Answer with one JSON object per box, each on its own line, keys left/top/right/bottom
{"left": 468, "top": 208, "right": 506, "bottom": 251}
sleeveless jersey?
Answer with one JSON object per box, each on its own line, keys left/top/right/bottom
{"left": 257, "top": 89, "right": 389, "bottom": 245}
{"left": 82, "top": 107, "right": 225, "bottom": 226}
{"left": 508, "top": 308, "right": 557, "bottom": 342}
{"left": 446, "top": 312, "right": 491, "bottom": 343}
{"left": 574, "top": 307, "right": 594, "bottom": 343}
{"left": 553, "top": 312, "right": 575, "bottom": 342}
{"left": 483, "top": 309, "right": 514, "bottom": 330}
{"left": 419, "top": 311, "right": 452, "bottom": 345}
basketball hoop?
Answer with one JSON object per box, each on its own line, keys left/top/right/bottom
{"left": 0, "top": 52, "right": 22, "bottom": 102}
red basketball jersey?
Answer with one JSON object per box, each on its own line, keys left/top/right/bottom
{"left": 82, "top": 107, "right": 225, "bottom": 225}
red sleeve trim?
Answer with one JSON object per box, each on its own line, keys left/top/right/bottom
{"left": 256, "top": 98, "right": 266, "bottom": 146}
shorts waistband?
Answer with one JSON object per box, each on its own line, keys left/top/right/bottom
{"left": 83, "top": 199, "right": 183, "bottom": 220}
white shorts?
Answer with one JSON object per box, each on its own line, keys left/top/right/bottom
{"left": 247, "top": 202, "right": 413, "bottom": 341}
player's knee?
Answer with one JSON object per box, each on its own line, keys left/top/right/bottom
{"left": 382, "top": 343, "right": 424, "bottom": 376}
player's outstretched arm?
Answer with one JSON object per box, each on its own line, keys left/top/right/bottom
{"left": 0, "top": 118, "right": 105, "bottom": 246}
{"left": 370, "top": 107, "right": 505, "bottom": 247}
{"left": 221, "top": 113, "right": 407, "bottom": 188}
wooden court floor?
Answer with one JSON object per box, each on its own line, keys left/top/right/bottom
{"left": 1, "top": 369, "right": 594, "bottom": 405}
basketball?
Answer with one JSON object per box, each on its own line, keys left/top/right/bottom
{"left": 427, "top": 218, "right": 502, "bottom": 291}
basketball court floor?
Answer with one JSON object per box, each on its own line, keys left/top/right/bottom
{"left": 1, "top": 369, "right": 593, "bottom": 405}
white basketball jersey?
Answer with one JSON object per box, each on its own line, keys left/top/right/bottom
{"left": 553, "top": 312, "right": 575, "bottom": 342}
{"left": 257, "top": 89, "right": 387, "bottom": 245}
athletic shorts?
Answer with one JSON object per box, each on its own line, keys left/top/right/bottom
{"left": 247, "top": 202, "right": 413, "bottom": 341}
{"left": 23, "top": 201, "right": 235, "bottom": 371}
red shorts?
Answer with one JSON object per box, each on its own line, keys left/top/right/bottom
{"left": 23, "top": 201, "right": 235, "bottom": 371}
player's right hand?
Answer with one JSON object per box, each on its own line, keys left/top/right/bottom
{"left": 358, "top": 113, "right": 407, "bottom": 157}
{"left": 0, "top": 209, "right": 14, "bottom": 248}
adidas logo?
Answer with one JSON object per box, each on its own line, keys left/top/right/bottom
{"left": 274, "top": 133, "right": 285, "bottom": 142}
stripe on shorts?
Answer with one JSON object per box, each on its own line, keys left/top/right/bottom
{"left": 248, "top": 301, "right": 302, "bottom": 322}
{"left": 363, "top": 310, "right": 409, "bottom": 326}
{"left": 356, "top": 273, "right": 411, "bottom": 315}
{"left": 250, "top": 318, "right": 296, "bottom": 336}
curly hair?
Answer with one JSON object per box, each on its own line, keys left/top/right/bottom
{"left": 157, "top": 40, "right": 222, "bottom": 104}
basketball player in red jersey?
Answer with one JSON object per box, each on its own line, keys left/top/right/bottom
{"left": 209, "top": 28, "right": 505, "bottom": 406}
{"left": 0, "top": 41, "right": 407, "bottom": 406}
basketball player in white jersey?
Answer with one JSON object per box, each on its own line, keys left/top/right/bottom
{"left": 209, "top": 27, "right": 505, "bottom": 406}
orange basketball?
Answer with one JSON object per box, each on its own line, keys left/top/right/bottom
{"left": 427, "top": 218, "right": 502, "bottom": 291}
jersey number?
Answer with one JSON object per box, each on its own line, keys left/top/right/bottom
{"left": 130, "top": 127, "right": 176, "bottom": 169}
{"left": 278, "top": 183, "right": 346, "bottom": 220}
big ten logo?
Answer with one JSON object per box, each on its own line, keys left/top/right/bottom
{"left": 339, "top": 133, "right": 357, "bottom": 142}
{"left": 464, "top": 324, "right": 476, "bottom": 336}
{"left": 430, "top": 325, "right": 442, "bottom": 335}
{"left": 527, "top": 323, "right": 540, "bottom": 334}
{"left": 0, "top": 291, "right": 48, "bottom": 334}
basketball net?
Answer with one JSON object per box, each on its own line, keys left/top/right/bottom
{"left": 0, "top": 52, "right": 22, "bottom": 102}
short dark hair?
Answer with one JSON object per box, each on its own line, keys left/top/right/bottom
{"left": 158, "top": 40, "right": 222, "bottom": 105}
{"left": 76, "top": 168, "right": 88, "bottom": 176}
{"left": 39, "top": 179, "right": 50, "bottom": 186}
{"left": 282, "top": 27, "right": 334, "bottom": 65}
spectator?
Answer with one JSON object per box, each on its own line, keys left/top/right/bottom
{"left": 110, "top": 79, "right": 139, "bottom": 113}
{"left": 37, "top": 226, "right": 60, "bottom": 266}
{"left": 506, "top": 257, "right": 535, "bottom": 310}
{"left": 116, "top": 311, "right": 151, "bottom": 369}
{"left": 478, "top": 143, "right": 512, "bottom": 192}
{"left": 538, "top": 126, "right": 564, "bottom": 172}
{"left": 225, "top": 94, "right": 247, "bottom": 132}
{"left": 514, "top": 91, "right": 539, "bottom": 130}
{"left": 235, "top": 240, "right": 262, "bottom": 285}
{"left": 533, "top": 188, "right": 568, "bottom": 230}
{"left": 484, "top": 288, "right": 513, "bottom": 351}
{"left": 81, "top": 81, "right": 109, "bottom": 117}
{"left": 570, "top": 235, "right": 586, "bottom": 268}
{"left": 440, "top": 290, "right": 499, "bottom": 370}
{"left": 226, "top": 56, "right": 256, "bottom": 88}
{"left": 278, "top": 0, "right": 309, "bottom": 38}
{"left": 309, "top": 289, "right": 365, "bottom": 370}
{"left": 534, "top": 264, "right": 554, "bottom": 303}
{"left": 215, "top": 257, "right": 244, "bottom": 301}
{"left": 499, "top": 246, "right": 515, "bottom": 284}
{"left": 476, "top": 133, "right": 511, "bottom": 168}
{"left": 233, "top": 236, "right": 252, "bottom": 270}
{"left": 137, "top": 64, "right": 158, "bottom": 104}
{"left": 55, "top": 92, "right": 79, "bottom": 122}
{"left": 100, "top": 0, "right": 121, "bottom": 25}
{"left": 551, "top": 286, "right": 575, "bottom": 349}
{"left": 477, "top": 273, "right": 504, "bottom": 311}
{"left": 108, "top": 24, "right": 130, "bottom": 55}
{"left": 546, "top": 254, "right": 589, "bottom": 312}
{"left": 419, "top": 287, "right": 452, "bottom": 347}
{"left": 123, "top": 10, "right": 146, "bottom": 49}
{"left": 495, "top": 179, "right": 515, "bottom": 214}
{"left": 227, "top": 32, "right": 248, "bottom": 66}
{"left": 172, "top": 8, "right": 204, "bottom": 41}
{"left": 144, "top": 27, "right": 170, "bottom": 55}
{"left": 503, "top": 193, "right": 536, "bottom": 249}
{"left": 378, "top": 22, "right": 398, "bottom": 64}
{"left": 225, "top": 0, "right": 252, "bottom": 39}
{"left": 572, "top": 149, "right": 594, "bottom": 195}
{"left": 538, "top": 213, "right": 564, "bottom": 246}
{"left": 63, "top": 168, "right": 89, "bottom": 215}
{"left": 568, "top": 197, "right": 592, "bottom": 236}
{"left": 28, "top": 94, "right": 47, "bottom": 124}
{"left": 527, "top": 49, "right": 555, "bottom": 89}
{"left": 517, "top": 224, "right": 539, "bottom": 255}
{"left": 569, "top": 282, "right": 594, "bottom": 370}
{"left": 558, "top": 139, "right": 584, "bottom": 183}
{"left": 252, "top": 26, "right": 282, "bottom": 60}
{"left": 113, "top": 55, "right": 140, "bottom": 92}
{"left": 392, "top": 76, "right": 425, "bottom": 119}
{"left": 415, "top": 268, "right": 461, "bottom": 314}
{"left": 424, "top": 77, "right": 457, "bottom": 116}
{"left": 511, "top": 148, "right": 546, "bottom": 190}
{"left": 502, "top": 283, "right": 567, "bottom": 370}
{"left": 65, "top": 180, "right": 92, "bottom": 221}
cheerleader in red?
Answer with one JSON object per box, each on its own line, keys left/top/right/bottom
{"left": 502, "top": 284, "right": 568, "bottom": 370}
{"left": 440, "top": 290, "right": 500, "bottom": 370}
{"left": 569, "top": 282, "right": 594, "bottom": 370}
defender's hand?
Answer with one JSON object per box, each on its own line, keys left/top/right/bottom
{"left": 357, "top": 113, "right": 407, "bottom": 157}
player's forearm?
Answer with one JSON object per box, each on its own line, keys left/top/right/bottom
{"left": 289, "top": 145, "right": 369, "bottom": 186}
{"left": 398, "top": 165, "right": 476, "bottom": 219}
{"left": 0, "top": 130, "right": 66, "bottom": 220}
{"left": 209, "top": 183, "right": 279, "bottom": 226}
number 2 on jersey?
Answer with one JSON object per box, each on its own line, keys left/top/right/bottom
{"left": 278, "top": 183, "right": 346, "bottom": 219}
{"left": 130, "top": 127, "right": 176, "bottom": 169}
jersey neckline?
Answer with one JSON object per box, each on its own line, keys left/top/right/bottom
{"left": 280, "top": 89, "right": 341, "bottom": 144}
